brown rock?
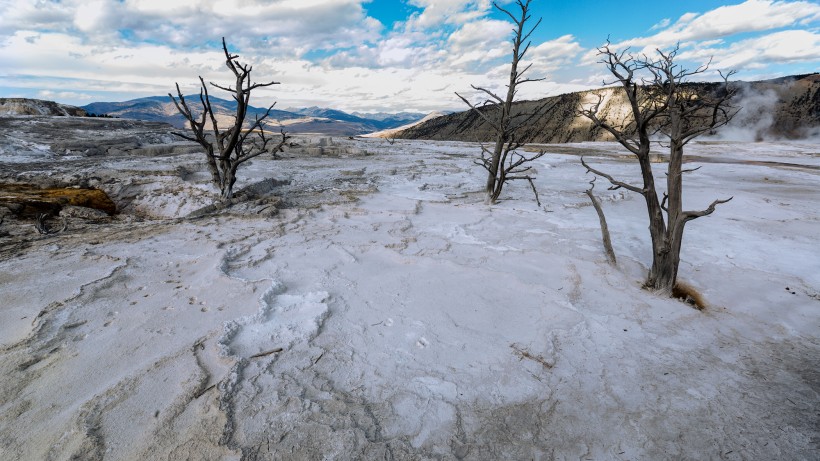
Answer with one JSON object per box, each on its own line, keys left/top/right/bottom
{"left": 0, "top": 184, "right": 116, "bottom": 217}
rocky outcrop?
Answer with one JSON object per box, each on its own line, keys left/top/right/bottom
{"left": 397, "top": 73, "right": 820, "bottom": 142}
{"left": 0, "top": 98, "right": 87, "bottom": 117}
{"left": 0, "top": 184, "right": 116, "bottom": 217}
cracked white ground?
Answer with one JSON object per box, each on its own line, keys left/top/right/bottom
{"left": 1, "top": 127, "right": 818, "bottom": 460}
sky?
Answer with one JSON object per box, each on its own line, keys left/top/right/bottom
{"left": 0, "top": 0, "right": 818, "bottom": 114}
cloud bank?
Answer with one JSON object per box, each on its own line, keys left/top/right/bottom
{"left": 0, "top": 0, "right": 817, "bottom": 112}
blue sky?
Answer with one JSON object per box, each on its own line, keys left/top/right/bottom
{"left": 0, "top": 0, "right": 818, "bottom": 113}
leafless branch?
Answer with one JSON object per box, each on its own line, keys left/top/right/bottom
{"left": 580, "top": 156, "right": 644, "bottom": 194}
{"left": 170, "top": 37, "right": 284, "bottom": 200}
{"left": 682, "top": 196, "right": 733, "bottom": 222}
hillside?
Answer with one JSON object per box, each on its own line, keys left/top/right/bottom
{"left": 396, "top": 73, "right": 820, "bottom": 142}
{"left": 0, "top": 98, "right": 87, "bottom": 116}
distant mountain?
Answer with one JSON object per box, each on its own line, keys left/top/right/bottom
{"left": 289, "top": 106, "right": 368, "bottom": 123}
{"left": 0, "top": 98, "right": 87, "bottom": 116}
{"left": 351, "top": 111, "right": 429, "bottom": 124}
{"left": 396, "top": 73, "right": 820, "bottom": 142}
{"left": 286, "top": 106, "right": 427, "bottom": 132}
{"left": 82, "top": 98, "right": 428, "bottom": 135}
{"left": 364, "top": 111, "right": 448, "bottom": 139}
{"left": 82, "top": 95, "right": 301, "bottom": 129}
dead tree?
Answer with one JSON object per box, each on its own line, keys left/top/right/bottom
{"left": 584, "top": 178, "right": 616, "bottom": 265}
{"left": 456, "top": 0, "right": 552, "bottom": 205}
{"left": 170, "top": 38, "right": 288, "bottom": 200}
{"left": 580, "top": 43, "right": 737, "bottom": 295}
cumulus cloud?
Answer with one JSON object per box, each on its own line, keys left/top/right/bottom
{"left": 684, "top": 29, "right": 820, "bottom": 70}
{"left": 37, "top": 89, "right": 95, "bottom": 101}
{"left": 0, "top": 0, "right": 382, "bottom": 57}
{"left": 445, "top": 19, "right": 510, "bottom": 69}
{"left": 527, "top": 35, "right": 583, "bottom": 70}
{"left": 606, "top": 0, "right": 820, "bottom": 54}
{"left": 578, "top": 0, "right": 820, "bottom": 85}
{"left": 1, "top": 0, "right": 818, "bottom": 112}
{"left": 405, "top": 0, "right": 492, "bottom": 29}
{"left": 650, "top": 18, "right": 671, "bottom": 31}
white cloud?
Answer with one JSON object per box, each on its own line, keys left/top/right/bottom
{"left": 448, "top": 18, "right": 509, "bottom": 49}
{"left": 445, "top": 19, "right": 510, "bottom": 69}
{"left": 528, "top": 35, "right": 583, "bottom": 69}
{"left": 405, "top": 0, "right": 492, "bottom": 29}
{"left": 1, "top": 0, "right": 817, "bottom": 113}
{"left": 650, "top": 18, "right": 671, "bottom": 31}
{"left": 580, "top": 0, "right": 820, "bottom": 71}
{"left": 0, "top": 0, "right": 382, "bottom": 57}
{"left": 676, "top": 0, "right": 820, "bottom": 38}
{"left": 612, "top": 0, "right": 820, "bottom": 53}
{"left": 37, "top": 89, "right": 95, "bottom": 101}
{"left": 682, "top": 29, "right": 820, "bottom": 70}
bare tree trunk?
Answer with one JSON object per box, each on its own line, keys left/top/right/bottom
{"left": 579, "top": 43, "right": 737, "bottom": 300}
{"left": 170, "top": 38, "right": 288, "bottom": 202}
{"left": 457, "top": 0, "right": 549, "bottom": 206}
{"left": 486, "top": 142, "right": 505, "bottom": 203}
{"left": 584, "top": 179, "right": 616, "bottom": 265}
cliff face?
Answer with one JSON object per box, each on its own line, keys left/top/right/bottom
{"left": 397, "top": 74, "right": 820, "bottom": 143}
{"left": 0, "top": 98, "right": 87, "bottom": 117}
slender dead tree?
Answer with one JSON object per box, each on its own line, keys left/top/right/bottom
{"left": 456, "top": 0, "right": 553, "bottom": 205}
{"left": 584, "top": 178, "right": 616, "bottom": 265}
{"left": 580, "top": 42, "right": 737, "bottom": 295}
{"left": 170, "top": 37, "right": 288, "bottom": 200}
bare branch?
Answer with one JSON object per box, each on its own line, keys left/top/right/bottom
{"left": 455, "top": 91, "right": 503, "bottom": 134}
{"left": 527, "top": 177, "right": 541, "bottom": 207}
{"left": 470, "top": 85, "right": 504, "bottom": 104}
{"left": 170, "top": 37, "right": 286, "bottom": 200}
{"left": 578, "top": 93, "right": 642, "bottom": 156}
{"left": 680, "top": 165, "right": 702, "bottom": 174}
{"left": 682, "top": 196, "right": 733, "bottom": 222}
{"left": 460, "top": 0, "right": 545, "bottom": 204}
{"left": 580, "top": 156, "right": 644, "bottom": 194}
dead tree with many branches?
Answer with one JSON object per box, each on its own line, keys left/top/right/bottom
{"left": 580, "top": 42, "right": 738, "bottom": 295}
{"left": 170, "top": 38, "right": 288, "bottom": 200}
{"left": 456, "top": 0, "right": 553, "bottom": 205}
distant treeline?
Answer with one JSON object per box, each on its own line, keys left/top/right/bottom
{"left": 85, "top": 113, "right": 118, "bottom": 118}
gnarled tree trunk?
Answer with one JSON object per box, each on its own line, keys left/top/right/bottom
{"left": 580, "top": 43, "right": 737, "bottom": 298}
{"left": 456, "top": 0, "right": 553, "bottom": 205}
{"left": 170, "top": 38, "right": 288, "bottom": 201}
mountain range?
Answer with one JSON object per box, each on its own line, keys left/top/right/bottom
{"left": 81, "top": 96, "right": 426, "bottom": 135}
